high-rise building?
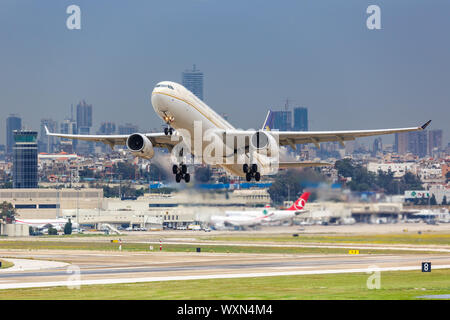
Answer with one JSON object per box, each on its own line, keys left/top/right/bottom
{"left": 59, "top": 118, "right": 78, "bottom": 154}
{"left": 76, "top": 100, "right": 93, "bottom": 154}
{"left": 39, "top": 118, "right": 58, "bottom": 153}
{"left": 394, "top": 132, "right": 408, "bottom": 155}
{"left": 6, "top": 115, "right": 22, "bottom": 155}
{"left": 13, "top": 130, "right": 38, "bottom": 188}
{"left": 97, "top": 122, "right": 117, "bottom": 153}
{"left": 270, "top": 111, "right": 292, "bottom": 131}
{"left": 182, "top": 64, "right": 204, "bottom": 100}
{"left": 293, "top": 107, "right": 308, "bottom": 131}
{"left": 76, "top": 100, "right": 93, "bottom": 129}
{"left": 98, "top": 122, "right": 116, "bottom": 135}
{"left": 408, "top": 131, "right": 428, "bottom": 158}
{"left": 118, "top": 123, "right": 139, "bottom": 135}
{"left": 428, "top": 129, "right": 443, "bottom": 154}
{"left": 372, "top": 137, "right": 383, "bottom": 156}
{"left": 60, "top": 118, "right": 77, "bottom": 135}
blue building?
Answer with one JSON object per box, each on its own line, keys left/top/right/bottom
{"left": 293, "top": 107, "right": 308, "bottom": 131}
{"left": 6, "top": 115, "right": 22, "bottom": 155}
{"left": 182, "top": 64, "right": 204, "bottom": 100}
{"left": 13, "top": 130, "right": 38, "bottom": 188}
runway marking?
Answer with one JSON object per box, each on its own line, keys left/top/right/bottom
{"left": 0, "top": 264, "right": 449, "bottom": 290}
{"left": 143, "top": 241, "right": 450, "bottom": 253}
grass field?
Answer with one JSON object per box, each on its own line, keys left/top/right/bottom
{"left": 205, "top": 233, "right": 450, "bottom": 246}
{"left": 0, "top": 270, "right": 448, "bottom": 300}
{"left": 0, "top": 240, "right": 440, "bottom": 255}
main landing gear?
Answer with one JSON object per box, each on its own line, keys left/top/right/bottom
{"left": 243, "top": 164, "right": 261, "bottom": 182}
{"left": 164, "top": 127, "right": 174, "bottom": 136}
{"left": 173, "top": 164, "right": 190, "bottom": 183}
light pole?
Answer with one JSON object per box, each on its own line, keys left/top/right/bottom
{"left": 75, "top": 186, "right": 80, "bottom": 226}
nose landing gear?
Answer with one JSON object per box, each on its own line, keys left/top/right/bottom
{"left": 243, "top": 164, "right": 261, "bottom": 182}
{"left": 164, "top": 127, "right": 174, "bottom": 136}
{"left": 163, "top": 114, "right": 175, "bottom": 136}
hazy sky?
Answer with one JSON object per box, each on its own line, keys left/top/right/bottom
{"left": 0, "top": 0, "right": 449, "bottom": 145}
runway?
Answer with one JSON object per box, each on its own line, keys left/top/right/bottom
{"left": 0, "top": 250, "right": 449, "bottom": 290}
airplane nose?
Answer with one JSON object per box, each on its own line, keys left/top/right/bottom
{"left": 151, "top": 92, "right": 167, "bottom": 111}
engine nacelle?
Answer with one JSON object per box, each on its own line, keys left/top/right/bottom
{"left": 126, "top": 133, "right": 155, "bottom": 159}
{"left": 250, "top": 131, "right": 278, "bottom": 157}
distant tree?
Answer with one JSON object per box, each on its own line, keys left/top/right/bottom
{"left": 0, "top": 201, "right": 16, "bottom": 223}
{"left": 48, "top": 227, "right": 58, "bottom": 235}
{"left": 114, "top": 162, "right": 136, "bottom": 180}
{"left": 442, "top": 195, "right": 447, "bottom": 206}
{"left": 64, "top": 219, "right": 72, "bottom": 235}
{"left": 430, "top": 194, "right": 437, "bottom": 206}
{"left": 268, "top": 168, "right": 326, "bottom": 204}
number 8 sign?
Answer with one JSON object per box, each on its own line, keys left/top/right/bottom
{"left": 422, "top": 262, "right": 431, "bottom": 272}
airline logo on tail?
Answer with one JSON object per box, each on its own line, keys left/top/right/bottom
{"left": 288, "top": 192, "right": 311, "bottom": 211}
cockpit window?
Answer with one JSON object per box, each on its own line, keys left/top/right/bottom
{"left": 156, "top": 84, "right": 174, "bottom": 90}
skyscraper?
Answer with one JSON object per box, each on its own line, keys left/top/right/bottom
{"left": 394, "top": 132, "right": 408, "bottom": 155}
{"left": 372, "top": 137, "right": 383, "bottom": 156}
{"left": 76, "top": 100, "right": 93, "bottom": 154}
{"left": 428, "top": 129, "right": 443, "bottom": 154}
{"left": 39, "top": 118, "right": 58, "bottom": 153}
{"left": 6, "top": 115, "right": 22, "bottom": 155}
{"left": 268, "top": 111, "right": 292, "bottom": 131}
{"left": 59, "top": 118, "right": 78, "bottom": 153}
{"left": 13, "top": 130, "right": 38, "bottom": 188}
{"left": 293, "top": 107, "right": 308, "bottom": 131}
{"left": 98, "top": 122, "right": 116, "bottom": 135}
{"left": 118, "top": 123, "right": 139, "bottom": 135}
{"left": 76, "top": 100, "right": 93, "bottom": 129}
{"left": 182, "top": 65, "right": 204, "bottom": 100}
{"left": 408, "top": 131, "right": 428, "bottom": 158}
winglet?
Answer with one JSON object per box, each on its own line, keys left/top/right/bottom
{"left": 44, "top": 125, "right": 50, "bottom": 135}
{"left": 421, "top": 120, "right": 432, "bottom": 130}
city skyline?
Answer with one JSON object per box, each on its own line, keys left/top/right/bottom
{"left": 0, "top": 1, "right": 449, "bottom": 146}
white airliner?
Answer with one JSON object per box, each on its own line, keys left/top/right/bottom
{"left": 15, "top": 218, "right": 78, "bottom": 230}
{"left": 210, "top": 212, "right": 273, "bottom": 229}
{"left": 210, "top": 192, "right": 310, "bottom": 229}
{"left": 46, "top": 81, "right": 431, "bottom": 183}
{"left": 225, "top": 192, "right": 311, "bottom": 222}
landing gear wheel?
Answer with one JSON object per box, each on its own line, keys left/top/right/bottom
{"left": 184, "top": 173, "right": 190, "bottom": 183}
{"left": 168, "top": 128, "right": 174, "bottom": 135}
{"left": 172, "top": 165, "right": 178, "bottom": 174}
{"left": 243, "top": 164, "right": 249, "bottom": 173}
{"left": 254, "top": 172, "right": 261, "bottom": 182}
{"left": 175, "top": 173, "right": 182, "bottom": 183}
{"left": 251, "top": 164, "right": 258, "bottom": 173}
{"left": 245, "top": 172, "right": 252, "bottom": 182}
{"left": 181, "top": 164, "right": 187, "bottom": 174}
{"left": 164, "top": 127, "right": 169, "bottom": 136}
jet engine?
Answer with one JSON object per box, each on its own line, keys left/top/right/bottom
{"left": 126, "top": 133, "right": 155, "bottom": 159}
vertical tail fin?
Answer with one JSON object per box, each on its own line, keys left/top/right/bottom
{"left": 288, "top": 192, "right": 311, "bottom": 211}
{"left": 262, "top": 110, "right": 274, "bottom": 130}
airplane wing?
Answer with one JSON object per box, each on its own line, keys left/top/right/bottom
{"left": 220, "top": 120, "right": 431, "bottom": 150}
{"left": 276, "top": 120, "right": 432, "bottom": 149}
{"left": 45, "top": 126, "right": 179, "bottom": 150}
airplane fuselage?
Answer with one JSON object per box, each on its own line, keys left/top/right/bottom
{"left": 151, "top": 81, "right": 266, "bottom": 177}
